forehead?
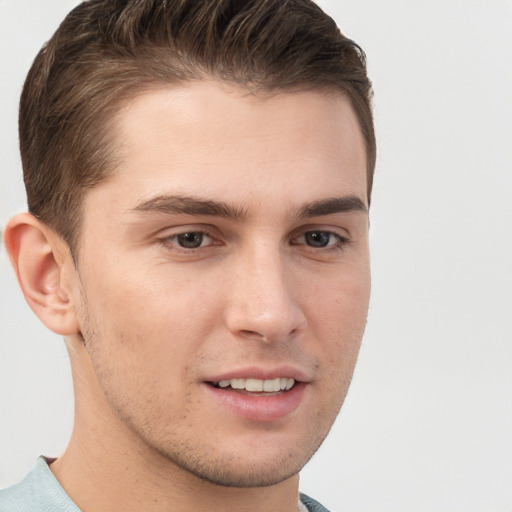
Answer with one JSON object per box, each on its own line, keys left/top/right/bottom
{"left": 87, "top": 81, "right": 367, "bottom": 215}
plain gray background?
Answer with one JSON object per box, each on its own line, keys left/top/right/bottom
{"left": 1, "top": 1, "right": 511, "bottom": 510}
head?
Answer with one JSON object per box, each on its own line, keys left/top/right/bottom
{"left": 7, "top": 0, "right": 375, "bottom": 494}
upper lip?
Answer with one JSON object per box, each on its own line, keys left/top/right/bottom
{"left": 204, "top": 366, "right": 310, "bottom": 383}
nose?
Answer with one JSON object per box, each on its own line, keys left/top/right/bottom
{"left": 223, "top": 243, "right": 306, "bottom": 344}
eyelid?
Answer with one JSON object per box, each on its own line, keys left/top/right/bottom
{"left": 156, "top": 223, "right": 218, "bottom": 238}
{"left": 290, "top": 223, "right": 351, "bottom": 239}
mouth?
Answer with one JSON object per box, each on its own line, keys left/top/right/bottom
{"left": 203, "top": 368, "right": 308, "bottom": 421}
{"left": 208, "top": 377, "right": 296, "bottom": 395}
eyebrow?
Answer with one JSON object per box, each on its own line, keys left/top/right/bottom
{"left": 131, "top": 195, "right": 248, "bottom": 221}
{"left": 131, "top": 194, "right": 367, "bottom": 221}
{"left": 297, "top": 196, "right": 368, "bottom": 217}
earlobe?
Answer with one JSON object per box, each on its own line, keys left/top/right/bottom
{"left": 3, "top": 212, "right": 80, "bottom": 335}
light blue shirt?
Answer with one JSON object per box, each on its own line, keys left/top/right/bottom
{"left": 0, "top": 457, "right": 330, "bottom": 511}
{"left": 0, "top": 458, "right": 79, "bottom": 511}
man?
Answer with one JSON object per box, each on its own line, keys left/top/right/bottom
{"left": 1, "top": 0, "right": 375, "bottom": 510}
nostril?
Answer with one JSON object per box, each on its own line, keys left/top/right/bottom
{"left": 239, "top": 329, "right": 267, "bottom": 340}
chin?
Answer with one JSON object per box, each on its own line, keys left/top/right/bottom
{"left": 153, "top": 429, "right": 327, "bottom": 489}
{"left": 174, "top": 455, "right": 305, "bottom": 488}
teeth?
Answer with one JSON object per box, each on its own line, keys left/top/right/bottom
{"left": 231, "top": 379, "right": 245, "bottom": 389}
{"left": 263, "top": 378, "right": 280, "bottom": 392}
{"left": 216, "top": 378, "right": 295, "bottom": 392}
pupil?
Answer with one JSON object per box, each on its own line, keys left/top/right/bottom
{"left": 177, "top": 232, "right": 203, "bottom": 248}
{"left": 305, "top": 231, "right": 330, "bottom": 247}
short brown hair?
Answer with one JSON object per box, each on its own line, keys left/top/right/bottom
{"left": 20, "top": 0, "right": 375, "bottom": 254}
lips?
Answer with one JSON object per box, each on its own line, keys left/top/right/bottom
{"left": 203, "top": 367, "right": 308, "bottom": 421}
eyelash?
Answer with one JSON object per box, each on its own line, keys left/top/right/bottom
{"left": 159, "top": 229, "right": 350, "bottom": 253}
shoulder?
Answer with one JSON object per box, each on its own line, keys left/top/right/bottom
{"left": 300, "top": 492, "right": 332, "bottom": 512}
{"left": 0, "top": 458, "right": 80, "bottom": 512}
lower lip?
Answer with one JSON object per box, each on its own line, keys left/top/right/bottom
{"left": 203, "top": 382, "right": 307, "bottom": 422}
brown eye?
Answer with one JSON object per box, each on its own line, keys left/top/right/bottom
{"left": 304, "top": 231, "right": 334, "bottom": 247}
{"left": 175, "top": 232, "right": 207, "bottom": 248}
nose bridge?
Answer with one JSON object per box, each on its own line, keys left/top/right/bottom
{"left": 225, "top": 239, "right": 305, "bottom": 342}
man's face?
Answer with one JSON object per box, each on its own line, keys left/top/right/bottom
{"left": 70, "top": 82, "right": 370, "bottom": 487}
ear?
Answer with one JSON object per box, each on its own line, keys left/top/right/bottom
{"left": 3, "top": 212, "right": 80, "bottom": 335}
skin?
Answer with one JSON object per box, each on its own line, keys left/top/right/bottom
{"left": 5, "top": 81, "right": 370, "bottom": 512}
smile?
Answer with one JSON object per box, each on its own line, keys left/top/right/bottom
{"left": 211, "top": 378, "right": 295, "bottom": 393}
{"left": 204, "top": 376, "right": 306, "bottom": 421}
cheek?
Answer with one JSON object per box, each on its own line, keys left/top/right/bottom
{"left": 83, "top": 256, "right": 213, "bottom": 328}
{"left": 308, "top": 264, "right": 370, "bottom": 332}
{"left": 76, "top": 260, "right": 225, "bottom": 387}
{"left": 306, "top": 268, "right": 370, "bottom": 381}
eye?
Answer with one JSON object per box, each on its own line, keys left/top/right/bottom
{"left": 304, "top": 231, "right": 334, "bottom": 247}
{"left": 167, "top": 231, "right": 212, "bottom": 249}
{"left": 295, "top": 230, "right": 345, "bottom": 248}
{"left": 291, "top": 229, "right": 350, "bottom": 253}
